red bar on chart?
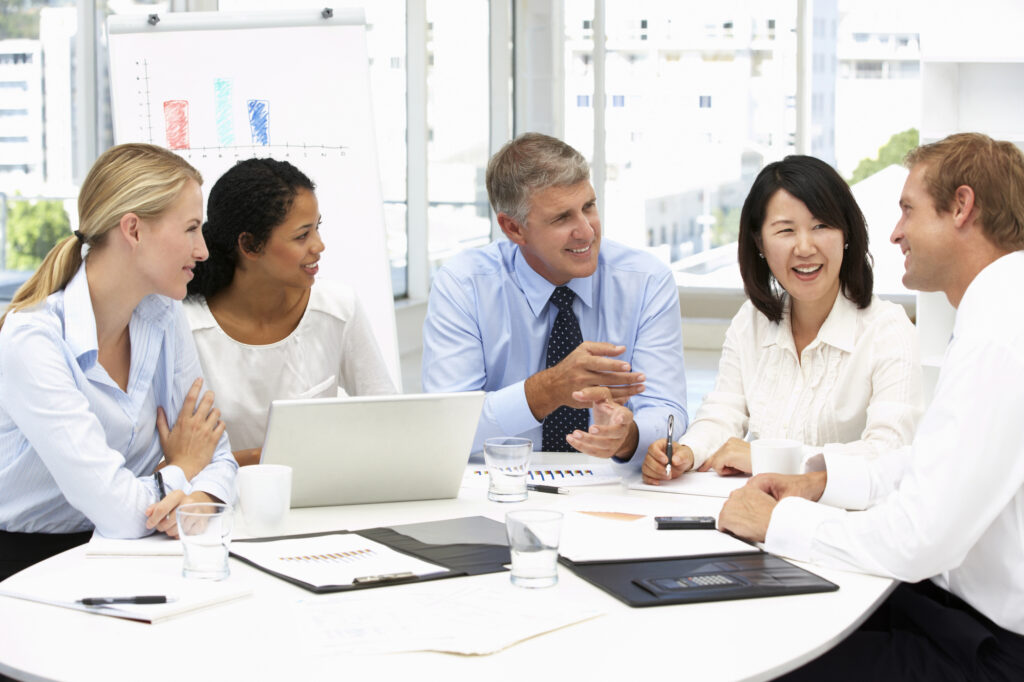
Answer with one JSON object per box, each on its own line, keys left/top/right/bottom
{"left": 163, "top": 100, "right": 190, "bottom": 150}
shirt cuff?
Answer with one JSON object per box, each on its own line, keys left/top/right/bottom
{"left": 765, "top": 497, "right": 844, "bottom": 562}
{"left": 817, "top": 451, "right": 872, "bottom": 510}
{"left": 158, "top": 465, "right": 188, "bottom": 493}
{"left": 489, "top": 380, "right": 542, "bottom": 437}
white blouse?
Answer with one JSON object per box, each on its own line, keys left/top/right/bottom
{"left": 185, "top": 280, "right": 396, "bottom": 451}
{"left": 682, "top": 294, "right": 922, "bottom": 473}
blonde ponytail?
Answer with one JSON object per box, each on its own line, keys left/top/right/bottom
{"left": 0, "top": 143, "right": 201, "bottom": 331}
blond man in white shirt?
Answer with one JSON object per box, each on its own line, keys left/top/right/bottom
{"left": 642, "top": 155, "right": 921, "bottom": 487}
{"left": 720, "top": 132, "right": 1024, "bottom": 681}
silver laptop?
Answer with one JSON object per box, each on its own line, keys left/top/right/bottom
{"left": 259, "top": 391, "right": 485, "bottom": 508}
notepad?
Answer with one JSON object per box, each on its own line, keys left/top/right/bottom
{"left": 463, "top": 463, "right": 621, "bottom": 488}
{"left": 0, "top": 564, "right": 251, "bottom": 623}
{"left": 628, "top": 471, "right": 750, "bottom": 498}
{"left": 229, "top": 534, "right": 447, "bottom": 588}
{"left": 85, "top": 531, "right": 183, "bottom": 557}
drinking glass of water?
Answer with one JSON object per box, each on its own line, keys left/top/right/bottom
{"left": 176, "top": 502, "right": 233, "bottom": 580}
{"left": 505, "top": 509, "right": 563, "bottom": 588}
{"left": 483, "top": 437, "right": 531, "bottom": 502}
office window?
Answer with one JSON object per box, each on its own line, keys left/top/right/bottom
{"left": 564, "top": 0, "right": 797, "bottom": 273}
{"left": 0, "top": 1, "right": 77, "bottom": 279}
{"left": 424, "top": 0, "right": 491, "bottom": 278}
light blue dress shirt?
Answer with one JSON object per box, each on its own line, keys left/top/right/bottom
{"left": 0, "top": 264, "right": 237, "bottom": 536}
{"left": 422, "top": 239, "right": 688, "bottom": 464}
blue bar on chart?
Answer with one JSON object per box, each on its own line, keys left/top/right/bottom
{"left": 214, "top": 78, "right": 235, "bottom": 146}
{"left": 247, "top": 99, "right": 270, "bottom": 146}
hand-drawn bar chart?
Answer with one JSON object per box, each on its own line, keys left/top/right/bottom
{"left": 161, "top": 78, "right": 271, "bottom": 149}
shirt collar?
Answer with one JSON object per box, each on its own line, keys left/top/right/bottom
{"left": 63, "top": 264, "right": 99, "bottom": 366}
{"left": 512, "top": 245, "right": 595, "bottom": 318}
{"left": 62, "top": 262, "right": 175, "bottom": 368}
{"left": 814, "top": 292, "right": 858, "bottom": 353}
{"left": 762, "top": 291, "right": 858, "bottom": 354}
{"left": 954, "top": 250, "right": 1024, "bottom": 337}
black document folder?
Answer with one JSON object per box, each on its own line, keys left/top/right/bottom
{"left": 230, "top": 516, "right": 510, "bottom": 594}
{"left": 562, "top": 551, "right": 838, "bottom": 607}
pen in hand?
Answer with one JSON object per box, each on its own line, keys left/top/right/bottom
{"left": 155, "top": 470, "right": 167, "bottom": 498}
{"left": 665, "top": 414, "right": 674, "bottom": 477}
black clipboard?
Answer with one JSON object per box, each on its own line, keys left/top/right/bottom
{"left": 230, "top": 516, "right": 510, "bottom": 594}
{"left": 561, "top": 551, "right": 838, "bottom": 607}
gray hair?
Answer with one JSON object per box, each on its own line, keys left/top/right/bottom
{"left": 485, "top": 132, "right": 590, "bottom": 224}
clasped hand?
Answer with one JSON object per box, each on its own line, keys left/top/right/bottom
{"left": 527, "top": 341, "right": 645, "bottom": 419}
{"left": 156, "top": 377, "right": 225, "bottom": 480}
{"left": 564, "top": 386, "right": 637, "bottom": 459}
{"left": 717, "top": 471, "right": 828, "bottom": 543}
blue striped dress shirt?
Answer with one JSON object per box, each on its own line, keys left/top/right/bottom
{"left": 0, "top": 264, "right": 237, "bottom": 536}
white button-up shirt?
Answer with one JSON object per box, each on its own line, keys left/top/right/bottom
{"left": 682, "top": 293, "right": 922, "bottom": 503}
{"left": 766, "top": 250, "right": 1024, "bottom": 636}
{"left": 185, "top": 280, "right": 396, "bottom": 451}
{"left": 0, "top": 265, "right": 237, "bottom": 537}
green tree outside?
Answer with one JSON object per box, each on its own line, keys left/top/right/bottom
{"left": 5, "top": 197, "right": 71, "bottom": 270}
{"left": 0, "top": 0, "right": 40, "bottom": 39}
{"left": 849, "top": 128, "right": 920, "bottom": 185}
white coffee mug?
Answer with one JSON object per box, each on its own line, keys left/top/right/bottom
{"left": 237, "top": 464, "right": 292, "bottom": 536}
{"left": 750, "top": 439, "right": 804, "bottom": 476}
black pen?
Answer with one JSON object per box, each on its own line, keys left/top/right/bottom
{"left": 665, "top": 414, "right": 675, "bottom": 477}
{"left": 527, "top": 483, "right": 569, "bottom": 495}
{"left": 155, "top": 470, "right": 167, "bottom": 498}
{"left": 78, "top": 595, "right": 169, "bottom": 606}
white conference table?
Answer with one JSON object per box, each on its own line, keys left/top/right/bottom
{"left": 0, "top": 455, "right": 894, "bottom": 682}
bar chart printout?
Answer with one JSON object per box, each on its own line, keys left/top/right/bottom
{"left": 230, "top": 534, "right": 446, "bottom": 589}
{"left": 463, "top": 463, "right": 621, "bottom": 488}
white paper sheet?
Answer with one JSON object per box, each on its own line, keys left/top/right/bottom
{"left": 0, "top": 562, "right": 251, "bottom": 623}
{"left": 558, "top": 510, "right": 756, "bottom": 562}
{"left": 85, "top": 531, "right": 183, "bottom": 557}
{"left": 297, "top": 579, "right": 604, "bottom": 655}
{"left": 230, "top": 534, "right": 446, "bottom": 588}
{"left": 628, "top": 471, "right": 750, "bottom": 498}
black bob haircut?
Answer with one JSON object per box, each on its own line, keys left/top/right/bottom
{"left": 737, "top": 155, "right": 873, "bottom": 323}
{"left": 187, "top": 157, "right": 316, "bottom": 300}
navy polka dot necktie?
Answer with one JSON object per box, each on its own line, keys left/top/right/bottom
{"left": 542, "top": 286, "right": 589, "bottom": 452}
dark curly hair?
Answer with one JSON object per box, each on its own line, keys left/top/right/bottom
{"left": 187, "top": 158, "right": 316, "bottom": 299}
{"left": 737, "top": 155, "right": 873, "bottom": 323}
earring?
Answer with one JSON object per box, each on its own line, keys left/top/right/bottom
{"left": 758, "top": 252, "right": 764, "bottom": 259}
{"left": 844, "top": 243, "right": 849, "bottom": 250}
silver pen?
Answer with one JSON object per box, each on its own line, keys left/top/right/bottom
{"left": 665, "top": 414, "right": 674, "bottom": 477}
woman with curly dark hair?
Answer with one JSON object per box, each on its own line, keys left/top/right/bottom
{"left": 185, "top": 158, "right": 395, "bottom": 466}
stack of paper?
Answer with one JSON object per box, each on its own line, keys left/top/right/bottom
{"left": 297, "top": 579, "right": 603, "bottom": 655}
